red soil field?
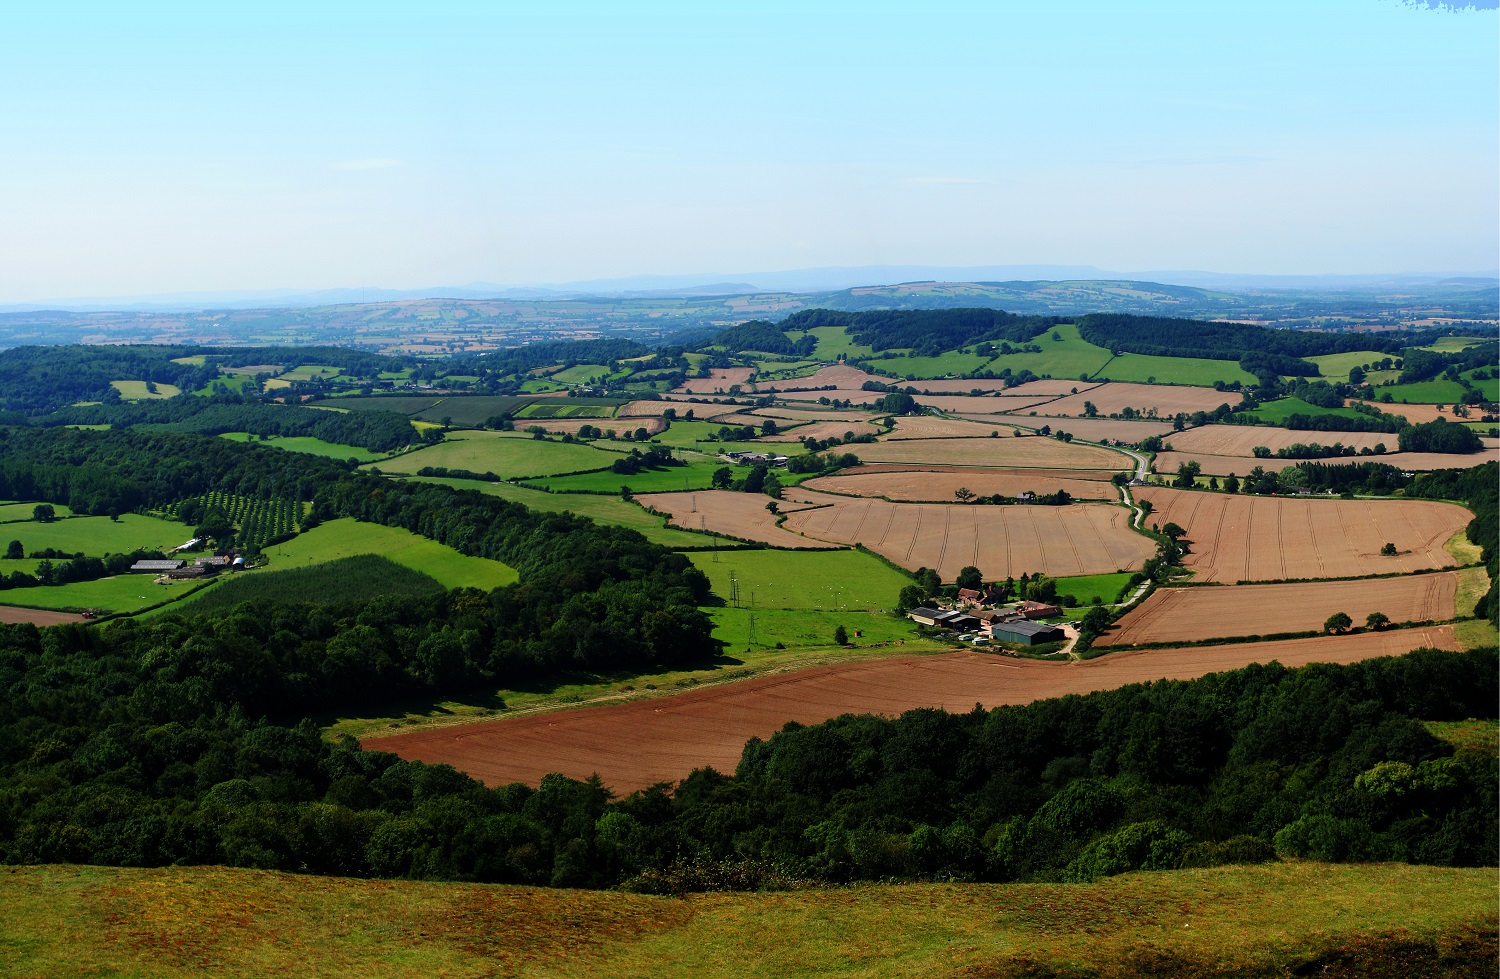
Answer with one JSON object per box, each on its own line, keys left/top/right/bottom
{"left": 1133, "top": 487, "right": 1471, "bottom": 582}
{"left": 1033, "top": 383, "right": 1238, "bottom": 419}
{"left": 853, "top": 436, "right": 1130, "bottom": 470}
{"left": 1097, "top": 573, "right": 1458, "bottom": 646}
{"left": 363, "top": 629, "right": 1457, "bottom": 792}
{"left": 1151, "top": 449, "right": 1491, "bottom": 477}
{"left": 802, "top": 468, "right": 1119, "bottom": 501}
{"left": 1164, "top": 425, "right": 1394, "bottom": 456}
{"left": 781, "top": 490, "right": 1153, "bottom": 579}
{"left": 639, "top": 491, "right": 841, "bottom": 549}
{"left": 0, "top": 606, "right": 87, "bottom": 626}
{"left": 674, "top": 368, "right": 755, "bottom": 394}
{"left": 989, "top": 416, "right": 1176, "bottom": 443}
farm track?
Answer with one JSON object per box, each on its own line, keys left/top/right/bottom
{"left": 364, "top": 629, "right": 1459, "bottom": 792}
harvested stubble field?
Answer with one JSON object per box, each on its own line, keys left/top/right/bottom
{"left": 640, "top": 490, "right": 841, "bottom": 549}
{"left": 803, "top": 468, "right": 1119, "bottom": 501}
{"left": 1151, "top": 449, "right": 1490, "bottom": 477}
{"left": 751, "top": 406, "right": 881, "bottom": 422}
{"left": 885, "top": 415, "right": 1017, "bottom": 440}
{"left": 779, "top": 387, "right": 883, "bottom": 405}
{"left": 674, "top": 368, "right": 755, "bottom": 393}
{"left": 899, "top": 377, "right": 1012, "bottom": 393}
{"left": 363, "top": 634, "right": 1455, "bottom": 792}
{"left": 780, "top": 490, "right": 1153, "bottom": 580}
{"left": 762, "top": 420, "right": 882, "bottom": 441}
{"left": 1350, "top": 400, "right": 1453, "bottom": 424}
{"left": 617, "top": 400, "right": 679, "bottom": 417}
{"left": 1164, "top": 424, "right": 1393, "bottom": 456}
{"left": 991, "top": 415, "right": 1176, "bottom": 442}
{"left": 1032, "top": 382, "right": 1238, "bottom": 418}
{"left": 1003, "top": 378, "right": 1104, "bottom": 397}
{"left": 1134, "top": 487, "right": 1471, "bottom": 582}
{"left": 754, "top": 364, "right": 875, "bottom": 390}
{"left": 910, "top": 394, "right": 1058, "bottom": 414}
{"left": 853, "top": 436, "right": 1130, "bottom": 469}
{"left": 1097, "top": 573, "right": 1459, "bottom": 647}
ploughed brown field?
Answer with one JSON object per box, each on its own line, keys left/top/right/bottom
{"left": 802, "top": 468, "right": 1119, "bottom": 501}
{"left": 1152, "top": 449, "right": 1491, "bottom": 477}
{"left": 363, "top": 629, "right": 1458, "bottom": 792}
{"left": 755, "top": 365, "right": 877, "bottom": 391}
{"left": 674, "top": 368, "right": 755, "bottom": 393}
{"left": 885, "top": 415, "right": 1020, "bottom": 440}
{"left": 780, "top": 490, "right": 1153, "bottom": 579}
{"left": 853, "top": 436, "right": 1130, "bottom": 469}
{"left": 0, "top": 607, "right": 86, "bottom": 626}
{"left": 1003, "top": 379, "right": 1105, "bottom": 397}
{"left": 910, "top": 394, "right": 1059, "bottom": 414}
{"left": 762, "top": 420, "right": 883, "bottom": 441}
{"left": 1098, "top": 573, "right": 1459, "bottom": 646}
{"left": 618, "top": 400, "right": 680, "bottom": 417}
{"left": 1032, "top": 382, "right": 1238, "bottom": 418}
{"left": 639, "top": 491, "right": 840, "bottom": 549}
{"left": 1164, "top": 424, "right": 1395, "bottom": 456}
{"left": 986, "top": 416, "right": 1176, "bottom": 442}
{"left": 1134, "top": 487, "right": 1470, "bottom": 582}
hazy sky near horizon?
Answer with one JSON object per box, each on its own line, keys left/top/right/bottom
{"left": 1, "top": 1, "right": 1496, "bottom": 301}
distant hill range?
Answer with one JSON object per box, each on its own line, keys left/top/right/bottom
{"left": 0, "top": 273, "right": 1494, "bottom": 350}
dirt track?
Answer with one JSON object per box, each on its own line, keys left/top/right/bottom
{"left": 362, "top": 627, "right": 1458, "bottom": 792}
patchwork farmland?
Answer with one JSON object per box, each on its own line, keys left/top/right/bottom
{"left": 852, "top": 435, "right": 1130, "bottom": 469}
{"left": 1152, "top": 449, "right": 1491, "bottom": 476}
{"left": 640, "top": 490, "right": 839, "bottom": 548}
{"left": 802, "top": 467, "right": 1119, "bottom": 501}
{"left": 1032, "top": 382, "right": 1238, "bottom": 418}
{"left": 1163, "top": 424, "right": 1394, "bottom": 456}
{"left": 1133, "top": 487, "right": 1471, "bottom": 582}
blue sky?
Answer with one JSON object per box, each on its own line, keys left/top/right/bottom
{"left": 0, "top": 1, "right": 1495, "bottom": 300}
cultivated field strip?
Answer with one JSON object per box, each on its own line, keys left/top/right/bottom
{"left": 1164, "top": 424, "right": 1393, "bottom": 455}
{"left": 363, "top": 629, "right": 1458, "bottom": 792}
{"left": 641, "top": 491, "right": 840, "bottom": 549}
{"left": 802, "top": 469, "right": 1119, "bottom": 501}
{"left": 750, "top": 406, "right": 882, "bottom": 422}
{"left": 885, "top": 416, "right": 1021, "bottom": 440}
{"left": 908, "top": 394, "right": 1059, "bottom": 414}
{"left": 1031, "top": 382, "right": 1238, "bottom": 418}
{"left": 675, "top": 368, "right": 755, "bottom": 393}
{"left": 982, "top": 416, "right": 1176, "bottom": 442}
{"left": 1098, "top": 574, "right": 1459, "bottom": 646}
{"left": 780, "top": 491, "right": 1153, "bottom": 579}
{"left": 1151, "top": 449, "right": 1492, "bottom": 477}
{"left": 762, "top": 420, "right": 883, "bottom": 441}
{"left": 1134, "top": 488, "right": 1471, "bottom": 582}
{"left": 852, "top": 436, "right": 1131, "bottom": 469}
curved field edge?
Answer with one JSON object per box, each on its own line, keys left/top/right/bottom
{"left": 2, "top": 863, "right": 1492, "bottom": 979}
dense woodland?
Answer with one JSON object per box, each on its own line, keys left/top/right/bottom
{"left": 775, "top": 308, "right": 1059, "bottom": 357}
{"left": 51, "top": 398, "right": 423, "bottom": 452}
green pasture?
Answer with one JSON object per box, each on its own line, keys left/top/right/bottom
{"left": 313, "top": 395, "right": 446, "bottom": 415}
{"left": 1376, "top": 378, "right": 1470, "bottom": 404}
{"left": 894, "top": 351, "right": 995, "bottom": 378}
{"left": 280, "top": 365, "right": 341, "bottom": 382}
{"left": 194, "top": 374, "right": 259, "bottom": 396}
{"left": 414, "top": 396, "right": 622, "bottom": 426}
{"left": 1308, "top": 350, "right": 1391, "bottom": 378}
{"left": 0, "top": 573, "right": 205, "bottom": 614}
{"left": 404, "top": 476, "right": 714, "bottom": 548}
{"left": 370, "top": 431, "right": 623, "bottom": 478}
{"left": 708, "top": 606, "right": 918, "bottom": 651}
{"left": 519, "top": 379, "right": 568, "bottom": 393}
{"left": 1096, "top": 352, "right": 1255, "bottom": 386}
{"left": 1247, "top": 397, "right": 1369, "bottom": 424}
{"left": 218, "top": 432, "right": 388, "bottom": 462}
{"left": 1460, "top": 368, "right": 1499, "bottom": 402}
{"left": 0, "top": 513, "right": 189, "bottom": 557}
{"left": 1050, "top": 571, "right": 1138, "bottom": 605}
{"left": 0, "top": 502, "right": 74, "bottom": 523}
{"left": 109, "top": 380, "right": 181, "bottom": 400}
{"left": 260, "top": 518, "right": 518, "bottom": 590}
{"left": 688, "top": 547, "right": 911, "bottom": 611}
{"left": 170, "top": 355, "right": 208, "bottom": 365}
{"left": 801, "top": 325, "right": 876, "bottom": 360}
{"left": 986, "top": 323, "right": 1112, "bottom": 380}
{"left": 1417, "top": 336, "right": 1490, "bottom": 352}
{"left": 549, "top": 363, "right": 611, "bottom": 384}
{"left": 523, "top": 455, "right": 729, "bottom": 494}
{"left": 515, "top": 402, "right": 615, "bottom": 419}
{"left": 173, "top": 555, "right": 444, "bottom": 614}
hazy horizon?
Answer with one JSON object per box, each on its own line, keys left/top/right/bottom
{"left": 2, "top": 2, "right": 1496, "bottom": 303}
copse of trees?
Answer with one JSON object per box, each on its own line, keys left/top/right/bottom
{"left": 50, "top": 398, "right": 422, "bottom": 453}
{"left": 1397, "top": 419, "right": 1485, "bottom": 455}
{"left": 711, "top": 321, "right": 817, "bottom": 357}
{"left": 774, "top": 308, "right": 1059, "bottom": 358}
{"left": 1074, "top": 314, "right": 1422, "bottom": 366}
{"left": 1407, "top": 461, "right": 1498, "bottom": 623}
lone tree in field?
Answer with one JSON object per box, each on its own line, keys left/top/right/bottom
{"left": 833, "top": 625, "right": 849, "bottom": 645}
{"left": 1365, "top": 611, "right": 1391, "bottom": 632}
{"left": 1381, "top": 542, "right": 1398, "bottom": 556}
{"left": 4, "top": 540, "right": 21, "bottom": 560}
{"left": 31, "top": 504, "right": 55, "bottom": 523}
{"left": 1324, "top": 612, "right": 1353, "bottom": 635}
{"left": 954, "top": 487, "right": 976, "bottom": 504}
{"left": 765, "top": 500, "right": 779, "bottom": 515}
{"left": 1160, "top": 522, "right": 1186, "bottom": 541}
{"left": 956, "top": 566, "right": 983, "bottom": 591}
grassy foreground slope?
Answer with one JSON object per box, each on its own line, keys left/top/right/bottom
{"left": 4, "top": 863, "right": 1492, "bottom": 978}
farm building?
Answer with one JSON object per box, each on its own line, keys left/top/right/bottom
{"left": 988, "top": 620, "right": 1066, "bottom": 645}
{"left": 1016, "top": 600, "right": 1063, "bottom": 619}
{"left": 957, "top": 587, "right": 983, "bottom": 605}
{"left": 129, "top": 559, "right": 184, "bottom": 574}
{"left": 906, "top": 607, "right": 982, "bottom": 631}
{"left": 907, "top": 607, "right": 943, "bottom": 626}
